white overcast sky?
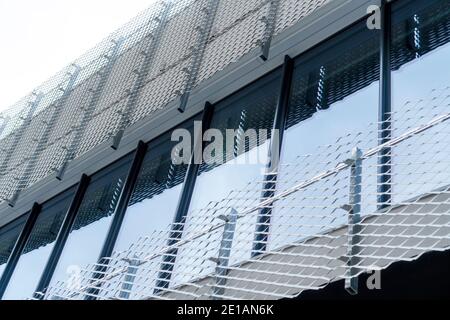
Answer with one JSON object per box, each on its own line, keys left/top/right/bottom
{"left": 0, "top": 0, "right": 157, "bottom": 112}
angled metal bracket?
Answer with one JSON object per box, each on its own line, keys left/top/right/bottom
{"left": 56, "top": 38, "right": 125, "bottom": 180}
{"left": 260, "top": 0, "right": 281, "bottom": 61}
{"left": 178, "top": 0, "right": 220, "bottom": 113}
{"left": 118, "top": 255, "right": 141, "bottom": 299}
{"left": 8, "top": 65, "right": 80, "bottom": 207}
{"left": 0, "top": 92, "right": 43, "bottom": 178}
{"left": 111, "top": 2, "right": 172, "bottom": 150}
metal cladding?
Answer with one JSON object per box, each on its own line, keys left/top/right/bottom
{"left": 0, "top": 0, "right": 329, "bottom": 204}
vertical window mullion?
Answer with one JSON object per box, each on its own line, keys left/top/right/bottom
{"left": 155, "top": 101, "right": 214, "bottom": 291}
{"left": 378, "top": 0, "right": 393, "bottom": 209}
{"left": 33, "top": 174, "right": 90, "bottom": 299}
{"left": 252, "top": 55, "right": 294, "bottom": 256}
{"left": 0, "top": 202, "right": 41, "bottom": 299}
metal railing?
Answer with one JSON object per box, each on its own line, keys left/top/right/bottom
{"left": 39, "top": 84, "right": 450, "bottom": 300}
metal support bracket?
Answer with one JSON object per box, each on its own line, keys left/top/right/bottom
{"left": 178, "top": 0, "right": 220, "bottom": 113}
{"left": 118, "top": 255, "right": 141, "bottom": 299}
{"left": 8, "top": 65, "right": 80, "bottom": 207}
{"left": 57, "top": 38, "right": 125, "bottom": 180}
{"left": 260, "top": 0, "right": 281, "bottom": 61}
{"left": 111, "top": 2, "right": 172, "bottom": 149}
{"left": 0, "top": 92, "right": 43, "bottom": 178}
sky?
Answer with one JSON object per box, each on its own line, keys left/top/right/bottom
{"left": 0, "top": 0, "right": 157, "bottom": 112}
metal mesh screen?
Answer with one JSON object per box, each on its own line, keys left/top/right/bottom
{"left": 0, "top": 0, "right": 329, "bottom": 205}
{"left": 35, "top": 82, "right": 450, "bottom": 300}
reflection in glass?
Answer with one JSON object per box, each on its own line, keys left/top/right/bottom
{"left": 172, "top": 69, "right": 281, "bottom": 285}
{"left": 47, "top": 155, "right": 132, "bottom": 294}
{"left": 391, "top": 0, "right": 450, "bottom": 203}
{"left": 100, "top": 118, "right": 199, "bottom": 298}
{"left": 0, "top": 215, "right": 28, "bottom": 281}
{"left": 114, "top": 117, "right": 199, "bottom": 254}
{"left": 270, "top": 20, "right": 380, "bottom": 250}
{"left": 3, "top": 187, "right": 75, "bottom": 300}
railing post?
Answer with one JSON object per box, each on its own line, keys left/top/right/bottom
{"left": 0, "top": 202, "right": 41, "bottom": 299}
{"left": 378, "top": 0, "right": 392, "bottom": 209}
{"left": 343, "top": 147, "right": 363, "bottom": 295}
{"left": 252, "top": 55, "right": 294, "bottom": 256}
{"left": 118, "top": 255, "right": 140, "bottom": 300}
{"left": 9, "top": 65, "right": 80, "bottom": 207}
{"left": 209, "top": 208, "right": 238, "bottom": 299}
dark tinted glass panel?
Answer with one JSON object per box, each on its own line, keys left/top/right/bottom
{"left": 0, "top": 215, "right": 28, "bottom": 279}
{"left": 270, "top": 20, "right": 380, "bottom": 250}
{"left": 48, "top": 154, "right": 132, "bottom": 292}
{"left": 391, "top": 0, "right": 450, "bottom": 202}
{"left": 3, "top": 187, "right": 76, "bottom": 300}
{"left": 93, "top": 117, "right": 200, "bottom": 299}
{"left": 173, "top": 69, "right": 281, "bottom": 285}
{"left": 114, "top": 116, "right": 200, "bottom": 254}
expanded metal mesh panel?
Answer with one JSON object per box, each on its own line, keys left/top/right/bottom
{"left": 0, "top": 167, "right": 22, "bottom": 202}
{"left": 130, "top": 59, "right": 190, "bottom": 124}
{"left": 75, "top": 104, "right": 123, "bottom": 158}
{"left": 37, "top": 83, "right": 450, "bottom": 300}
{"left": 196, "top": 2, "right": 268, "bottom": 85}
{"left": 0, "top": 0, "right": 330, "bottom": 205}
{"left": 144, "top": 0, "right": 207, "bottom": 81}
{"left": 275, "top": 0, "right": 330, "bottom": 36}
{"left": 46, "top": 75, "right": 102, "bottom": 146}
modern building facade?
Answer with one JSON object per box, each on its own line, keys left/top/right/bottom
{"left": 0, "top": 0, "right": 449, "bottom": 300}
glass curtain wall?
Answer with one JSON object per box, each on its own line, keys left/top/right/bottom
{"left": 2, "top": 187, "right": 76, "bottom": 300}
{"left": 99, "top": 116, "right": 200, "bottom": 299}
{"left": 391, "top": 0, "right": 450, "bottom": 203}
{"left": 47, "top": 155, "right": 132, "bottom": 294}
{"left": 269, "top": 20, "right": 380, "bottom": 250}
{"left": 171, "top": 69, "right": 282, "bottom": 286}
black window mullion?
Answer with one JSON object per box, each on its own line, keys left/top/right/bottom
{"left": 252, "top": 55, "right": 294, "bottom": 256}
{"left": 378, "top": 0, "right": 393, "bottom": 209}
{"left": 0, "top": 202, "right": 41, "bottom": 299}
{"left": 86, "top": 141, "right": 148, "bottom": 299}
{"left": 33, "top": 174, "right": 90, "bottom": 299}
{"left": 155, "top": 101, "right": 214, "bottom": 291}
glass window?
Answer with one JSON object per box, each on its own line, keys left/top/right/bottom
{"left": 2, "top": 187, "right": 76, "bottom": 300}
{"left": 114, "top": 117, "right": 200, "bottom": 254}
{"left": 391, "top": 0, "right": 450, "bottom": 202}
{"left": 172, "top": 69, "right": 282, "bottom": 286}
{"left": 0, "top": 214, "right": 28, "bottom": 280}
{"left": 269, "top": 20, "right": 380, "bottom": 250}
{"left": 47, "top": 154, "right": 132, "bottom": 294}
{"left": 98, "top": 117, "right": 200, "bottom": 299}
